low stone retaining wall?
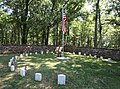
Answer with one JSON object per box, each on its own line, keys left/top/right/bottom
{"left": 0, "top": 45, "right": 120, "bottom": 61}
{"left": 65, "top": 46, "right": 120, "bottom": 61}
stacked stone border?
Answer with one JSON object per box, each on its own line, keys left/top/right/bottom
{"left": 0, "top": 45, "right": 120, "bottom": 61}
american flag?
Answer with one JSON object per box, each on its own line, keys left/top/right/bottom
{"left": 62, "top": 13, "right": 67, "bottom": 34}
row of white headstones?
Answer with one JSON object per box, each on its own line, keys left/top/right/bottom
{"left": 8, "top": 51, "right": 66, "bottom": 85}
{"left": 77, "top": 52, "right": 112, "bottom": 62}
{"left": 8, "top": 51, "right": 112, "bottom": 85}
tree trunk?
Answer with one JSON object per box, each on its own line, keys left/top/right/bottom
{"left": 21, "top": 0, "right": 29, "bottom": 45}
{"left": 98, "top": 8, "right": 102, "bottom": 48}
{"left": 45, "top": 26, "right": 50, "bottom": 45}
{"left": 41, "top": 29, "right": 46, "bottom": 45}
{"left": 1, "top": 28, "right": 4, "bottom": 44}
{"left": 94, "top": 0, "right": 99, "bottom": 48}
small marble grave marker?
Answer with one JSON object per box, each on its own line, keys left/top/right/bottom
{"left": 84, "top": 53, "right": 86, "bottom": 56}
{"left": 51, "top": 51, "right": 54, "bottom": 54}
{"left": 20, "top": 54, "right": 23, "bottom": 58}
{"left": 35, "top": 73, "right": 42, "bottom": 81}
{"left": 35, "top": 52, "right": 38, "bottom": 55}
{"left": 25, "top": 53, "right": 28, "bottom": 56}
{"left": 41, "top": 51, "right": 43, "bottom": 54}
{"left": 10, "top": 58, "right": 13, "bottom": 63}
{"left": 20, "top": 69, "right": 26, "bottom": 77}
{"left": 58, "top": 74, "right": 66, "bottom": 85}
{"left": 8, "top": 62, "right": 12, "bottom": 67}
{"left": 46, "top": 51, "right": 48, "bottom": 54}
{"left": 100, "top": 56, "right": 103, "bottom": 59}
{"left": 89, "top": 54, "right": 92, "bottom": 57}
{"left": 94, "top": 55, "right": 97, "bottom": 58}
{"left": 30, "top": 53, "right": 32, "bottom": 55}
{"left": 73, "top": 52, "right": 75, "bottom": 54}
{"left": 78, "top": 52, "right": 81, "bottom": 55}
{"left": 11, "top": 65, "right": 15, "bottom": 72}
{"left": 15, "top": 56, "right": 18, "bottom": 59}
{"left": 108, "top": 58, "right": 112, "bottom": 62}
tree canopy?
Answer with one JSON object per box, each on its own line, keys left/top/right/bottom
{"left": 0, "top": 0, "right": 119, "bottom": 48}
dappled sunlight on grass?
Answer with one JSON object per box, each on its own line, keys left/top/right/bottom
{"left": 44, "top": 61, "right": 61, "bottom": 69}
{"left": 0, "top": 53, "right": 120, "bottom": 89}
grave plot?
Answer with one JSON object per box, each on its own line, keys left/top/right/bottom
{"left": 0, "top": 53, "right": 120, "bottom": 89}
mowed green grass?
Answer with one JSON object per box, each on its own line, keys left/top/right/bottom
{"left": 0, "top": 53, "right": 120, "bottom": 89}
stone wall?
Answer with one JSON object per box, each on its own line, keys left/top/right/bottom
{"left": 65, "top": 46, "right": 120, "bottom": 61}
{"left": 0, "top": 45, "right": 120, "bottom": 61}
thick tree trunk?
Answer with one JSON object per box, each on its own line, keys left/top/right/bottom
{"left": 94, "top": 0, "right": 99, "bottom": 48}
{"left": 21, "top": 0, "right": 29, "bottom": 45}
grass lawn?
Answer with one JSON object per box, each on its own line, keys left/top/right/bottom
{"left": 0, "top": 53, "right": 120, "bottom": 89}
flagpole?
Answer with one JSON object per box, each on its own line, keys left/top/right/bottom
{"left": 62, "top": 5, "right": 64, "bottom": 57}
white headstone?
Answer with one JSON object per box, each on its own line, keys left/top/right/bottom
{"left": 11, "top": 65, "right": 15, "bottom": 72}
{"left": 78, "top": 52, "right": 81, "bottom": 55}
{"left": 108, "top": 58, "right": 112, "bottom": 62}
{"left": 58, "top": 74, "right": 66, "bottom": 85}
{"left": 73, "top": 52, "right": 75, "bottom": 54}
{"left": 51, "top": 51, "right": 53, "bottom": 54}
{"left": 35, "top": 52, "right": 38, "bottom": 55}
{"left": 89, "top": 54, "right": 92, "bottom": 57}
{"left": 94, "top": 55, "right": 97, "bottom": 58}
{"left": 41, "top": 51, "right": 43, "bottom": 54}
{"left": 20, "top": 54, "right": 23, "bottom": 58}
{"left": 100, "top": 56, "right": 103, "bottom": 59}
{"left": 35, "top": 73, "right": 42, "bottom": 81}
{"left": 84, "top": 53, "right": 86, "bottom": 56}
{"left": 15, "top": 56, "right": 18, "bottom": 59}
{"left": 30, "top": 53, "right": 32, "bottom": 55}
{"left": 25, "top": 53, "right": 28, "bottom": 56}
{"left": 8, "top": 62, "right": 12, "bottom": 67}
{"left": 10, "top": 58, "right": 13, "bottom": 62}
{"left": 20, "top": 69, "right": 26, "bottom": 77}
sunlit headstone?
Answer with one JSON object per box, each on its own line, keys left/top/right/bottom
{"left": 89, "top": 54, "right": 92, "bottom": 57}
{"left": 20, "top": 54, "right": 23, "bottom": 58}
{"left": 78, "top": 52, "right": 81, "bottom": 55}
{"left": 35, "top": 73, "right": 42, "bottom": 81}
{"left": 84, "top": 53, "right": 86, "bottom": 56}
{"left": 20, "top": 69, "right": 26, "bottom": 77}
{"left": 58, "top": 74, "right": 66, "bottom": 85}
{"left": 8, "top": 62, "right": 12, "bottom": 67}
{"left": 41, "top": 51, "right": 43, "bottom": 54}
{"left": 11, "top": 65, "right": 15, "bottom": 72}
{"left": 73, "top": 52, "right": 75, "bottom": 54}
{"left": 108, "top": 58, "right": 112, "bottom": 62}
{"left": 100, "top": 56, "right": 103, "bottom": 59}
{"left": 94, "top": 55, "right": 97, "bottom": 58}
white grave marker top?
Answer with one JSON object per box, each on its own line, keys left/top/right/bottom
{"left": 35, "top": 73, "right": 42, "bottom": 81}
{"left": 11, "top": 65, "right": 15, "bottom": 72}
{"left": 20, "top": 69, "right": 26, "bottom": 77}
{"left": 41, "top": 51, "right": 43, "bottom": 54}
{"left": 35, "top": 52, "right": 38, "bottom": 54}
{"left": 25, "top": 53, "right": 28, "bottom": 56}
{"left": 8, "top": 62, "right": 12, "bottom": 67}
{"left": 58, "top": 74, "right": 66, "bottom": 85}
{"left": 94, "top": 55, "right": 97, "bottom": 58}
{"left": 78, "top": 52, "right": 81, "bottom": 55}
{"left": 20, "top": 54, "right": 23, "bottom": 58}
{"left": 30, "top": 53, "right": 32, "bottom": 55}
{"left": 89, "top": 54, "right": 92, "bottom": 57}
{"left": 84, "top": 53, "right": 86, "bottom": 56}
{"left": 100, "top": 56, "right": 103, "bottom": 59}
